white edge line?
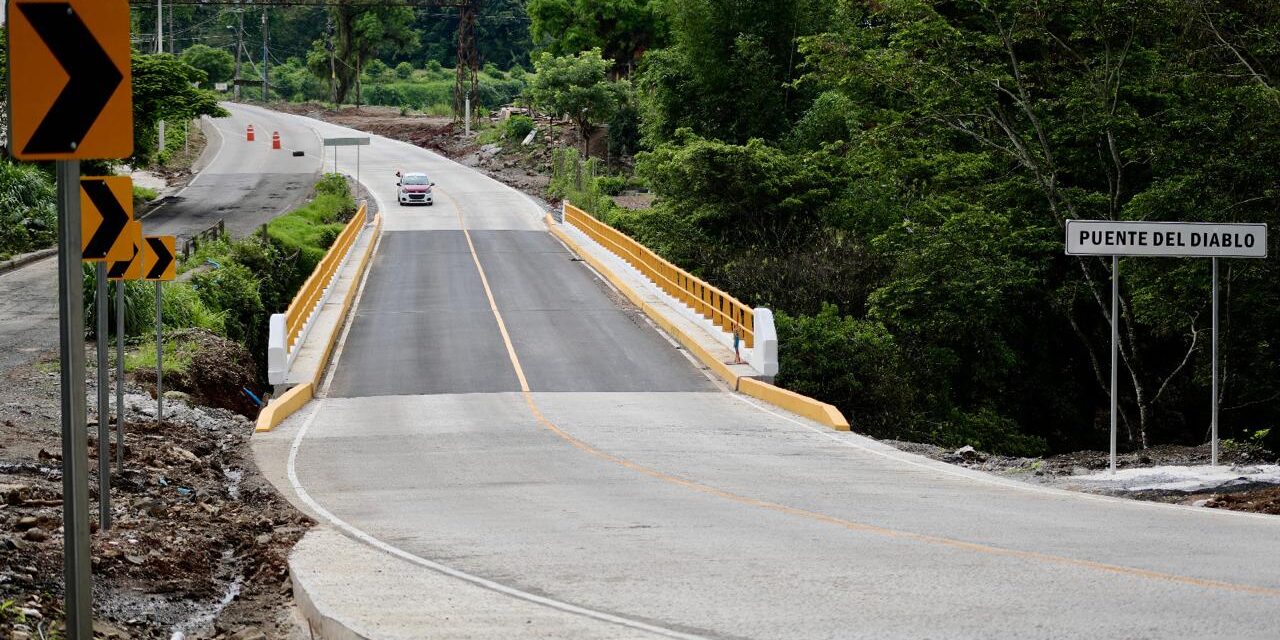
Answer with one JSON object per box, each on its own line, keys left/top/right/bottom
{"left": 285, "top": 406, "right": 707, "bottom": 640}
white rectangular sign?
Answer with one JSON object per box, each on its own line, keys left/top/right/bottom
{"left": 324, "top": 137, "right": 371, "bottom": 147}
{"left": 1066, "top": 220, "right": 1267, "bottom": 258}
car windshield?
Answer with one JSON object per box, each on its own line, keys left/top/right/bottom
{"left": 402, "top": 175, "right": 429, "bottom": 185}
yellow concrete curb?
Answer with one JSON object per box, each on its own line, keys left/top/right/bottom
{"left": 738, "top": 378, "right": 851, "bottom": 431}
{"left": 255, "top": 382, "right": 313, "bottom": 433}
{"left": 549, "top": 215, "right": 852, "bottom": 432}
{"left": 254, "top": 213, "right": 383, "bottom": 433}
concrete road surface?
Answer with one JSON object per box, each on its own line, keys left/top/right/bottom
{"left": 257, "top": 107, "right": 1280, "bottom": 639}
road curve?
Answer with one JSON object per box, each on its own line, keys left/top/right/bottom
{"left": 141, "top": 105, "right": 321, "bottom": 241}
{"left": 253, "top": 104, "right": 1280, "bottom": 640}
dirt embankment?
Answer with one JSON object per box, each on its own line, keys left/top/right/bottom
{"left": 0, "top": 338, "right": 310, "bottom": 639}
{"left": 891, "top": 440, "right": 1280, "bottom": 515}
{"left": 268, "top": 103, "right": 555, "bottom": 198}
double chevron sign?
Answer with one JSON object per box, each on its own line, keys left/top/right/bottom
{"left": 79, "top": 177, "right": 175, "bottom": 282}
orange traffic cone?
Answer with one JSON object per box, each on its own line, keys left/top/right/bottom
{"left": 246, "top": 124, "right": 255, "bottom": 142}
{"left": 271, "top": 131, "right": 281, "bottom": 150}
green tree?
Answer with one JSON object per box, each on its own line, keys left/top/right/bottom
{"left": 132, "top": 52, "right": 228, "bottom": 166}
{"left": 322, "top": 1, "right": 418, "bottom": 105}
{"left": 531, "top": 48, "right": 622, "bottom": 144}
{"left": 180, "top": 44, "right": 235, "bottom": 85}
{"left": 635, "top": 0, "right": 833, "bottom": 145}
{"left": 527, "top": 0, "right": 667, "bottom": 73}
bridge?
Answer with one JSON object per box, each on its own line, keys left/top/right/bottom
{"left": 224, "top": 103, "right": 1280, "bottom": 639}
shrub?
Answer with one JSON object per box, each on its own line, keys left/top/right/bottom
{"left": 316, "top": 172, "right": 351, "bottom": 199}
{"left": 504, "top": 115, "right": 535, "bottom": 142}
{"left": 774, "top": 304, "right": 915, "bottom": 438}
{"left": 191, "top": 262, "right": 263, "bottom": 347}
{"left": 929, "top": 408, "right": 1050, "bottom": 458}
{"left": 395, "top": 61, "right": 414, "bottom": 80}
{"left": 0, "top": 160, "right": 56, "bottom": 255}
{"left": 596, "top": 176, "right": 628, "bottom": 196}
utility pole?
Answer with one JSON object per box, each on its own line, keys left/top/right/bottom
{"left": 233, "top": 10, "right": 244, "bottom": 101}
{"left": 261, "top": 9, "right": 270, "bottom": 100}
{"left": 157, "top": 0, "right": 165, "bottom": 153}
{"left": 326, "top": 17, "right": 337, "bottom": 106}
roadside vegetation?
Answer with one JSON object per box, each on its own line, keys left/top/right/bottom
{"left": 533, "top": 1, "right": 1280, "bottom": 458}
{"left": 83, "top": 174, "right": 357, "bottom": 410}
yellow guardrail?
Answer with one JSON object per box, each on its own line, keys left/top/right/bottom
{"left": 564, "top": 202, "right": 755, "bottom": 348}
{"left": 284, "top": 202, "right": 367, "bottom": 352}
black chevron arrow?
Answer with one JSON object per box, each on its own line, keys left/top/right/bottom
{"left": 81, "top": 179, "right": 129, "bottom": 260}
{"left": 108, "top": 243, "right": 138, "bottom": 279}
{"left": 18, "top": 2, "right": 125, "bottom": 155}
{"left": 146, "top": 237, "right": 174, "bottom": 280}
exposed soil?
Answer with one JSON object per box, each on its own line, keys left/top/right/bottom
{"left": 269, "top": 102, "right": 555, "bottom": 199}
{"left": 0, "top": 342, "right": 311, "bottom": 639}
{"left": 889, "top": 439, "right": 1280, "bottom": 515}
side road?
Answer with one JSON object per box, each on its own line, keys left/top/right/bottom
{"left": 0, "top": 109, "right": 322, "bottom": 373}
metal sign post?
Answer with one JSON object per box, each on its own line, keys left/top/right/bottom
{"left": 9, "top": 1, "right": 133, "bottom": 634}
{"left": 1109, "top": 256, "right": 1118, "bottom": 474}
{"left": 1211, "top": 257, "right": 1219, "bottom": 467}
{"left": 1066, "top": 220, "right": 1268, "bottom": 472}
{"left": 323, "top": 137, "right": 371, "bottom": 182}
{"left": 55, "top": 159, "right": 94, "bottom": 639}
{"left": 80, "top": 175, "right": 132, "bottom": 532}
{"left": 96, "top": 263, "right": 111, "bottom": 530}
{"left": 155, "top": 282, "right": 164, "bottom": 422}
{"left": 143, "top": 236, "right": 177, "bottom": 423}
{"left": 115, "top": 280, "right": 125, "bottom": 470}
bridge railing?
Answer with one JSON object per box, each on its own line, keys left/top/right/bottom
{"left": 267, "top": 201, "right": 368, "bottom": 386}
{"left": 563, "top": 202, "right": 755, "bottom": 349}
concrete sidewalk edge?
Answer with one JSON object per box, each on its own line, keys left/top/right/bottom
{"left": 546, "top": 214, "right": 851, "bottom": 431}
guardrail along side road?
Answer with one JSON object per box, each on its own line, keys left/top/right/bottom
{"left": 249, "top": 105, "right": 1280, "bottom": 639}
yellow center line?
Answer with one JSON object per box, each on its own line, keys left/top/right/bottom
{"left": 443, "top": 190, "right": 1280, "bottom": 600}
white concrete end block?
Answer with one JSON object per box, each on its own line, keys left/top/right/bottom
{"left": 750, "top": 307, "right": 779, "bottom": 378}
{"left": 267, "top": 313, "right": 288, "bottom": 386}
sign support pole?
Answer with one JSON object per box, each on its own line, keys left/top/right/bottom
{"left": 1110, "top": 255, "right": 1119, "bottom": 475}
{"left": 1211, "top": 257, "right": 1219, "bottom": 467}
{"left": 116, "top": 280, "right": 125, "bottom": 470}
{"left": 156, "top": 281, "right": 164, "bottom": 422}
{"left": 96, "top": 262, "right": 111, "bottom": 531}
{"left": 56, "top": 159, "right": 93, "bottom": 640}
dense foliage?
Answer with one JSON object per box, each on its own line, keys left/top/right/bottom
{"left": 132, "top": 52, "right": 229, "bottom": 166}
{"left": 546, "top": 0, "right": 1280, "bottom": 455}
{"left": 84, "top": 175, "right": 357, "bottom": 384}
{"left": 0, "top": 161, "right": 56, "bottom": 259}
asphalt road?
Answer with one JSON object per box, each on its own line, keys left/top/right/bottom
{"left": 141, "top": 105, "right": 321, "bottom": 241}
{"left": 0, "top": 106, "right": 320, "bottom": 371}
{"left": 265, "top": 109, "right": 1280, "bottom": 639}
{"left": 0, "top": 256, "right": 58, "bottom": 370}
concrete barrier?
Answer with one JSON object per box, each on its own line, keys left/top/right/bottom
{"left": 739, "top": 377, "right": 851, "bottom": 431}
{"left": 257, "top": 212, "right": 382, "bottom": 433}
{"left": 255, "top": 382, "right": 314, "bottom": 433}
